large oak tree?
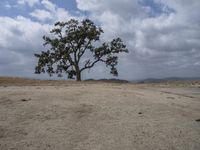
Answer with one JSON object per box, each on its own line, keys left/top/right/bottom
{"left": 35, "top": 19, "right": 128, "bottom": 81}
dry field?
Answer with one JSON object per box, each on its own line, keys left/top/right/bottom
{"left": 0, "top": 77, "right": 200, "bottom": 150}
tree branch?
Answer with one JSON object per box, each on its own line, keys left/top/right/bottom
{"left": 77, "top": 39, "right": 92, "bottom": 63}
{"left": 80, "top": 58, "right": 105, "bottom": 72}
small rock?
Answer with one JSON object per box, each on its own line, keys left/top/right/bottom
{"left": 138, "top": 112, "right": 142, "bottom": 114}
{"left": 167, "top": 97, "right": 175, "bottom": 99}
{"left": 21, "top": 98, "right": 31, "bottom": 102}
{"left": 195, "top": 119, "right": 200, "bottom": 122}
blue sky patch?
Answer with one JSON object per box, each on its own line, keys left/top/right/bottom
{"left": 139, "top": 0, "right": 175, "bottom": 17}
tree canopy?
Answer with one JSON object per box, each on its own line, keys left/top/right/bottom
{"left": 35, "top": 19, "right": 128, "bottom": 81}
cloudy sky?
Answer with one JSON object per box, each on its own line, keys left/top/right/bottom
{"left": 0, "top": 0, "right": 199, "bottom": 80}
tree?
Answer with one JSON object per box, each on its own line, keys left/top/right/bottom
{"left": 35, "top": 19, "right": 128, "bottom": 81}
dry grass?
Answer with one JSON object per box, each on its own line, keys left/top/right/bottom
{"left": 0, "top": 76, "right": 199, "bottom": 87}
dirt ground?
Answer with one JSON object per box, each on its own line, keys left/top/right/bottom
{"left": 0, "top": 79, "right": 200, "bottom": 150}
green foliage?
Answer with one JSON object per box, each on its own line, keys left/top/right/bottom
{"left": 35, "top": 19, "right": 128, "bottom": 81}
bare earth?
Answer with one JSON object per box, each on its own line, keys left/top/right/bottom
{"left": 0, "top": 78, "right": 200, "bottom": 150}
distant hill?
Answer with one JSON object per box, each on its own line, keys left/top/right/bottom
{"left": 135, "top": 77, "right": 200, "bottom": 83}
{"left": 85, "top": 78, "right": 129, "bottom": 83}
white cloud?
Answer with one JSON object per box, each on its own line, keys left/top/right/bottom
{"left": 0, "top": 16, "right": 52, "bottom": 77}
{"left": 0, "top": 16, "right": 50, "bottom": 54}
{"left": 41, "top": 0, "right": 56, "bottom": 12}
{"left": 30, "top": 9, "right": 52, "bottom": 22}
{"left": 4, "top": 2, "right": 12, "bottom": 9}
{"left": 76, "top": 0, "right": 101, "bottom": 11}
{"left": 17, "top": 0, "right": 39, "bottom": 7}
{"left": 30, "top": 0, "right": 75, "bottom": 22}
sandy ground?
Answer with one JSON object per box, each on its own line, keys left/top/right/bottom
{"left": 0, "top": 81, "right": 200, "bottom": 150}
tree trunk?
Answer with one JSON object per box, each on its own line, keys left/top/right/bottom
{"left": 76, "top": 71, "right": 81, "bottom": 81}
{"left": 75, "top": 63, "right": 81, "bottom": 81}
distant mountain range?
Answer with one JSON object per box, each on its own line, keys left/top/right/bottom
{"left": 134, "top": 77, "right": 200, "bottom": 83}
{"left": 85, "top": 77, "right": 200, "bottom": 84}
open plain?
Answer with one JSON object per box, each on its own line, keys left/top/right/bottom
{"left": 0, "top": 77, "right": 200, "bottom": 150}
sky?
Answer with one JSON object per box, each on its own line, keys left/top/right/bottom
{"left": 0, "top": 0, "right": 200, "bottom": 80}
